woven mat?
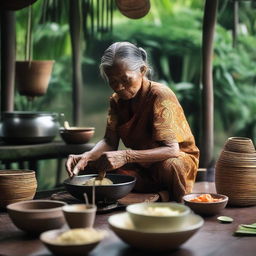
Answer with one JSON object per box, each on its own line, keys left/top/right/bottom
{"left": 50, "top": 191, "right": 159, "bottom": 205}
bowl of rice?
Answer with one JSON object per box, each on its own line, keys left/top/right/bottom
{"left": 40, "top": 227, "right": 106, "bottom": 256}
{"left": 126, "top": 202, "right": 190, "bottom": 232}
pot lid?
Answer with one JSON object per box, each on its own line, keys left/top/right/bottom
{"left": 2, "top": 111, "right": 58, "bottom": 117}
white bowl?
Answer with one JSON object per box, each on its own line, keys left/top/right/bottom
{"left": 126, "top": 202, "right": 190, "bottom": 231}
{"left": 108, "top": 212, "right": 203, "bottom": 251}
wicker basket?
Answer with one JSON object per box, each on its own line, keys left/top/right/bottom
{"left": 0, "top": 170, "right": 37, "bottom": 208}
{"left": 215, "top": 137, "right": 256, "bottom": 206}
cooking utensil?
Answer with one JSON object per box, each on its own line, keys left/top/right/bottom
{"left": 0, "top": 111, "right": 59, "bottom": 144}
{"left": 64, "top": 174, "right": 136, "bottom": 203}
{"left": 95, "top": 171, "right": 106, "bottom": 181}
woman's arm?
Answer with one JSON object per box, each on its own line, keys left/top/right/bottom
{"left": 125, "top": 142, "right": 179, "bottom": 163}
{"left": 86, "top": 130, "right": 120, "bottom": 161}
{"left": 95, "top": 142, "right": 179, "bottom": 171}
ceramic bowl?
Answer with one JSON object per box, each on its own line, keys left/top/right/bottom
{"left": 40, "top": 228, "right": 104, "bottom": 256}
{"left": 126, "top": 202, "right": 190, "bottom": 231}
{"left": 0, "top": 170, "right": 37, "bottom": 208}
{"left": 59, "top": 128, "right": 95, "bottom": 144}
{"left": 108, "top": 212, "right": 203, "bottom": 251}
{"left": 7, "top": 200, "right": 67, "bottom": 234}
{"left": 183, "top": 193, "right": 228, "bottom": 216}
{"left": 62, "top": 204, "right": 97, "bottom": 229}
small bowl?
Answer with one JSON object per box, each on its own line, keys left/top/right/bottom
{"left": 0, "top": 170, "right": 37, "bottom": 208}
{"left": 183, "top": 193, "right": 228, "bottom": 216}
{"left": 7, "top": 200, "right": 67, "bottom": 234}
{"left": 40, "top": 228, "right": 105, "bottom": 256}
{"left": 126, "top": 202, "right": 190, "bottom": 232}
{"left": 62, "top": 204, "right": 97, "bottom": 229}
{"left": 59, "top": 128, "right": 95, "bottom": 144}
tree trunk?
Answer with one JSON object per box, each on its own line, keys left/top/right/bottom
{"left": 0, "top": 10, "right": 16, "bottom": 112}
{"left": 200, "top": 0, "right": 218, "bottom": 168}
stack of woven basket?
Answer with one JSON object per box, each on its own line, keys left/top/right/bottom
{"left": 215, "top": 137, "right": 256, "bottom": 206}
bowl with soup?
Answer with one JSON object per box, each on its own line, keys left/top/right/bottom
{"left": 126, "top": 202, "right": 190, "bottom": 232}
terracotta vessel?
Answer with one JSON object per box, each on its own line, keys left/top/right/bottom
{"left": 15, "top": 60, "right": 54, "bottom": 97}
{"left": 215, "top": 137, "right": 256, "bottom": 206}
{"left": 115, "top": 0, "right": 150, "bottom": 19}
{"left": 7, "top": 200, "right": 67, "bottom": 234}
{"left": 0, "top": 170, "right": 37, "bottom": 208}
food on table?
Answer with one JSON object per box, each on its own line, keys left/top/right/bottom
{"left": 55, "top": 228, "right": 104, "bottom": 245}
{"left": 189, "top": 194, "right": 223, "bottom": 203}
{"left": 217, "top": 216, "right": 234, "bottom": 223}
{"left": 142, "top": 206, "right": 181, "bottom": 216}
{"left": 83, "top": 177, "right": 113, "bottom": 186}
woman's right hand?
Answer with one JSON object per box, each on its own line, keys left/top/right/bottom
{"left": 65, "top": 153, "right": 90, "bottom": 177}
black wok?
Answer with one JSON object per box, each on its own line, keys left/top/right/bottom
{"left": 64, "top": 174, "right": 136, "bottom": 203}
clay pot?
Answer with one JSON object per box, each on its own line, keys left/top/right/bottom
{"left": 7, "top": 200, "right": 66, "bottom": 234}
{"left": 15, "top": 60, "right": 54, "bottom": 97}
{"left": 0, "top": 170, "right": 37, "bottom": 208}
{"left": 115, "top": 0, "right": 150, "bottom": 19}
{"left": 215, "top": 137, "right": 256, "bottom": 206}
{"left": 0, "top": 0, "right": 37, "bottom": 10}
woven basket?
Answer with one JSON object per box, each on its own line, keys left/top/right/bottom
{"left": 215, "top": 137, "right": 256, "bottom": 206}
{"left": 0, "top": 170, "right": 37, "bottom": 208}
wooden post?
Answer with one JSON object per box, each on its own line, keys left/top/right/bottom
{"left": 200, "top": 0, "right": 218, "bottom": 168}
{"left": 69, "top": 0, "right": 83, "bottom": 126}
{"left": 0, "top": 10, "right": 16, "bottom": 112}
{"left": 232, "top": 0, "right": 239, "bottom": 48}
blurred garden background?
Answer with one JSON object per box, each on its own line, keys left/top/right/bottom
{"left": 14, "top": 0, "right": 256, "bottom": 189}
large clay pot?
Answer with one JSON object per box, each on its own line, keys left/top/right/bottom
{"left": 115, "top": 0, "right": 150, "bottom": 19}
{"left": 215, "top": 137, "right": 256, "bottom": 206}
{"left": 15, "top": 60, "right": 54, "bottom": 97}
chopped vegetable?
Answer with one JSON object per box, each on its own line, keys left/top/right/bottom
{"left": 217, "top": 216, "right": 234, "bottom": 223}
{"left": 189, "top": 194, "right": 223, "bottom": 203}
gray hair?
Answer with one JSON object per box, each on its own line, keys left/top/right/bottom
{"left": 100, "top": 42, "right": 150, "bottom": 80}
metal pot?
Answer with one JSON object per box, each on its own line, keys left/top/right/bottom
{"left": 0, "top": 111, "right": 59, "bottom": 144}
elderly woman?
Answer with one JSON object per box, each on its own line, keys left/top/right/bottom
{"left": 66, "top": 42, "right": 199, "bottom": 202}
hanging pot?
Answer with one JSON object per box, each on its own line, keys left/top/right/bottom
{"left": 0, "top": 111, "right": 59, "bottom": 144}
{"left": 0, "top": 0, "right": 37, "bottom": 11}
{"left": 115, "top": 0, "right": 150, "bottom": 19}
{"left": 15, "top": 60, "right": 54, "bottom": 97}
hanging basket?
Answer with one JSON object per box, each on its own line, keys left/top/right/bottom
{"left": 115, "top": 0, "right": 150, "bottom": 19}
{"left": 15, "top": 60, "right": 54, "bottom": 97}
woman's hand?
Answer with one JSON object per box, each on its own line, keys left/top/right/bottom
{"left": 95, "top": 151, "right": 127, "bottom": 171}
{"left": 65, "top": 153, "right": 91, "bottom": 177}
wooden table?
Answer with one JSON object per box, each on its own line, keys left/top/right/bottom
{"left": 1, "top": 182, "right": 256, "bottom": 256}
{"left": 0, "top": 141, "right": 94, "bottom": 185}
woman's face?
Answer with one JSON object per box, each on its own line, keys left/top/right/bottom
{"left": 105, "top": 61, "right": 145, "bottom": 100}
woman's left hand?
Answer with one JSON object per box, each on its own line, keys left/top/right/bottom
{"left": 95, "top": 151, "right": 127, "bottom": 171}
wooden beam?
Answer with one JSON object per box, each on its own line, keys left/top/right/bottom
{"left": 0, "top": 10, "right": 16, "bottom": 112}
{"left": 69, "top": 0, "right": 83, "bottom": 126}
{"left": 200, "top": 0, "right": 218, "bottom": 168}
